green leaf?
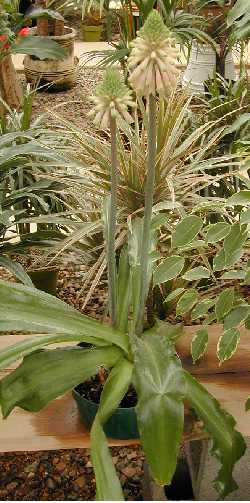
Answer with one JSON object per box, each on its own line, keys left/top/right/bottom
{"left": 224, "top": 305, "right": 250, "bottom": 330}
{"left": 184, "top": 371, "right": 246, "bottom": 499}
{"left": 164, "top": 288, "right": 185, "bottom": 304}
{"left": 153, "top": 256, "right": 185, "bottom": 286}
{"left": 205, "top": 223, "right": 231, "bottom": 243}
{"left": 0, "top": 280, "right": 129, "bottom": 354}
{"left": 215, "top": 288, "right": 235, "bottom": 322}
{"left": 0, "top": 333, "right": 114, "bottom": 371}
{"left": 191, "top": 328, "right": 208, "bottom": 363}
{"left": 224, "top": 224, "right": 247, "bottom": 267}
{"left": 227, "top": 191, "right": 250, "bottom": 206}
{"left": 240, "top": 208, "right": 250, "bottom": 224}
{"left": 217, "top": 328, "right": 241, "bottom": 363}
{"left": 91, "top": 359, "right": 133, "bottom": 501}
{"left": 221, "top": 270, "right": 246, "bottom": 280}
{"left": 146, "top": 320, "right": 183, "bottom": 343}
{"left": 245, "top": 397, "right": 250, "bottom": 412}
{"left": 182, "top": 266, "right": 210, "bottom": 281}
{"left": 172, "top": 216, "right": 203, "bottom": 248}
{"left": 25, "top": 7, "right": 64, "bottom": 21}
{"left": 213, "top": 249, "right": 226, "bottom": 271}
{"left": 176, "top": 289, "right": 198, "bottom": 317}
{"left": 0, "top": 256, "right": 34, "bottom": 287}
{"left": 0, "top": 346, "right": 122, "bottom": 418}
{"left": 11, "top": 36, "right": 67, "bottom": 60}
{"left": 191, "top": 299, "right": 215, "bottom": 320}
{"left": 134, "top": 335, "right": 185, "bottom": 486}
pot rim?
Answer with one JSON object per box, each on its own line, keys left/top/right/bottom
{"left": 73, "top": 387, "right": 136, "bottom": 413}
{"left": 29, "top": 25, "right": 77, "bottom": 41}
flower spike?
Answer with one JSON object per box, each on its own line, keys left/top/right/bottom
{"left": 90, "top": 68, "right": 134, "bottom": 129}
{"left": 128, "top": 10, "right": 180, "bottom": 96}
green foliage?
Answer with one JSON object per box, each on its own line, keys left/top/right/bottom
{"left": 133, "top": 334, "right": 185, "bottom": 486}
{"left": 185, "top": 372, "right": 246, "bottom": 499}
{"left": 191, "top": 328, "right": 209, "bottom": 363}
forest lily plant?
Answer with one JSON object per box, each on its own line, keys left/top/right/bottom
{"left": 0, "top": 11, "right": 248, "bottom": 500}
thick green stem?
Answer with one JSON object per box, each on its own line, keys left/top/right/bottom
{"left": 108, "top": 115, "right": 118, "bottom": 327}
{"left": 135, "top": 93, "right": 156, "bottom": 335}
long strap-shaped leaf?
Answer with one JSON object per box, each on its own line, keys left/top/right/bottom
{"left": 0, "top": 280, "right": 128, "bottom": 354}
{"left": 133, "top": 334, "right": 185, "bottom": 486}
{"left": 91, "top": 358, "right": 133, "bottom": 501}
{"left": 0, "top": 346, "right": 122, "bottom": 418}
{"left": 184, "top": 371, "right": 246, "bottom": 499}
{"left": 0, "top": 333, "right": 110, "bottom": 371}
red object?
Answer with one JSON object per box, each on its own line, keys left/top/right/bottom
{"left": 0, "top": 34, "right": 10, "bottom": 50}
{"left": 17, "top": 27, "right": 30, "bottom": 36}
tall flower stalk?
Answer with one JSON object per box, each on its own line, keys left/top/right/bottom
{"left": 128, "top": 10, "right": 180, "bottom": 335}
{"left": 90, "top": 68, "right": 134, "bottom": 326}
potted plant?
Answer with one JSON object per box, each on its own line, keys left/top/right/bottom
{"left": 23, "top": 0, "right": 77, "bottom": 90}
{"left": 0, "top": 12, "right": 249, "bottom": 500}
{"left": 0, "top": 0, "right": 66, "bottom": 116}
{"left": 81, "top": 3, "right": 104, "bottom": 42}
{"left": 182, "top": 0, "right": 238, "bottom": 92}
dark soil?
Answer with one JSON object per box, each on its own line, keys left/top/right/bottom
{"left": 76, "top": 374, "right": 138, "bottom": 408}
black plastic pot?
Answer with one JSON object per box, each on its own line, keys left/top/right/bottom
{"left": 73, "top": 387, "right": 139, "bottom": 440}
{"left": 28, "top": 269, "right": 58, "bottom": 296}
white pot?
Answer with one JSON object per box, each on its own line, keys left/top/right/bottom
{"left": 182, "top": 41, "right": 236, "bottom": 93}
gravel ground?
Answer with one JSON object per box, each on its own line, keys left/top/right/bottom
{"left": 0, "top": 447, "right": 144, "bottom": 501}
{"left": 30, "top": 67, "right": 103, "bottom": 130}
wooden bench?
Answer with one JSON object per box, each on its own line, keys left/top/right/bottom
{"left": 0, "top": 326, "right": 250, "bottom": 453}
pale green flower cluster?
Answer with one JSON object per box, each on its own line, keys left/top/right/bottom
{"left": 89, "top": 67, "right": 134, "bottom": 129}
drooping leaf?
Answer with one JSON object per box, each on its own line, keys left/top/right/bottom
{"left": 184, "top": 371, "right": 246, "bottom": 499}
{"left": 227, "top": 191, "right": 250, "bottom": 206}
{"left": 172, "top": 216, "right": 203, "bottom": 248}
{"left": 217, "top": 328, "right": 241, "bottom": 363}
{"left": 205, "top": 222, "right": 231, "bottom": 244}
{"left": 176, "top": 289, "right": 198, "bottom": 317}
{"left": 191, "top": 328, "right": 208, "bottom": 363}
{"left": 91, "top": 359, "right": 133, "bottom": 501}
{"left": 215, "top": 288, "right": 235, "bottom": 322}
{"left": 153, "top": 256, "right": 185, "bottom": 286}
{"left": 0, "top": 333, "right": 116, "bottom": 372}
{"left": 182, "top": 266, "right": 210, "bottom": 281}
{"left": 11, "top": 36, "right": 67, "bottom": 60}
{"left": 0, "top": 280, "right": 128, "bottom": 353}
{"left": 0, "top": 346, "right": 122, "bottom": 418}
{"left": 0, "top": 256, "right": 34, "bottom": 287}
{"left": 133, "top": 334, "right": 185, "bottom": 486}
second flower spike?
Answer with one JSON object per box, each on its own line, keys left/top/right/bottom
{"left": 89, "top": 68, "right": 134, "bottom": 130}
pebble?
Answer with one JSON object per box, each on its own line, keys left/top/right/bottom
{"left": 74, "top": 475, "right": 86, "bottom": 489}
{"left": 47, "top": 478, "right": 56, "bottom": 490}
